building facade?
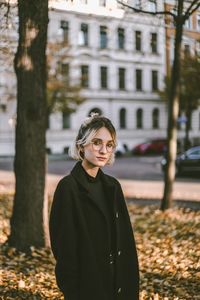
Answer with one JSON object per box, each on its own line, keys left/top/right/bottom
{"left": 47, "top": 0, "right": 167, "bottom": 153}
{"left": 0, "top": 0, "right": 199, "bottom": 155}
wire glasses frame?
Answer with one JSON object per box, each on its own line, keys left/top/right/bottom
{"left": 90, "top": 138, "right": 116, "bottom": 153}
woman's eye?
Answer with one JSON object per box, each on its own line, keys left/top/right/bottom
{"left": 93, "top": 140, "right": 101, "bottom": 145}
{"left": 107, "top": 143, "right": 114, "bottom": 148}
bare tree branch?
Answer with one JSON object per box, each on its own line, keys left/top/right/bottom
{"left": 183, "top": 0, "right": 200, "bottom": 18}
{"left": 0, "top": 0, "right": 17, "bottom": 28}
{"left": 0, "top": 0, "right": 10, "bottom": 26}
{"left": 184, "top": 0, "right": 200, "bottom": 20}
{"left": 117, "top": 0, "right": 177, "bottom": 19}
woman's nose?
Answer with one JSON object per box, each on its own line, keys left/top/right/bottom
{"left": 99, "top": 143, "right": 107, "bottom": 153}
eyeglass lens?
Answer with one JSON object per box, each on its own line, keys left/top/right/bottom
{"left": 91, "top": 139, "right": 115, "bottom": 152}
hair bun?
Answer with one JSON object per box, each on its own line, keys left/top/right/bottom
{"left": 82, "top": 112, "right": 99, "bottom": 127}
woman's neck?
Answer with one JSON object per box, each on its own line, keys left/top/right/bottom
{"left": 81, "top": 161, "right": 99, "bottom": 178}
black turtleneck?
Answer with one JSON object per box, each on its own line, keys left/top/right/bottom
{"left": 81, "top": 165, "right": 116, "bottom": 256}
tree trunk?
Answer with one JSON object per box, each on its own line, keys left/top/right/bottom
{"left": 8, "top": 0, "right": 49, "bottom": 251}
{"left": 161, "top": 0, "right": 184, "bottom": 210}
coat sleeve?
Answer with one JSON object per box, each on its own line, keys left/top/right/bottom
{"left": 49, "top": 179, "right": 79, "bottom": 300}
{"left": 116, "top": 180, "right": 140, "bottom": 299}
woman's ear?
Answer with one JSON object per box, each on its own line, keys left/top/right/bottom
{"left": 78, "top": 145, "right": 84, "bottom": 159}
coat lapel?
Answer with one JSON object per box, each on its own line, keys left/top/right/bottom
{"left": 71, "top": 162, "right": 117, "bottom": 219}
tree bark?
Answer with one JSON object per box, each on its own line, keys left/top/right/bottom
{"left": 161, "top": 0, "right": 184, "bottom": 210}
{"left": 8, "top": 0, "right": 49, "bottom": 251}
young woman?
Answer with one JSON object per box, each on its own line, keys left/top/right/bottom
{"left": 49, "top": 114, "right": 139, "bottom": 300}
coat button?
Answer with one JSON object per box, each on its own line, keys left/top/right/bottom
{"left": 109, "top": 253, "right": 114, "bottom": 264}
{"left": 117, "top": 287, "right": 122, "bottom": 294}
{"left": 116, "top": 212, "right": 119, "bottom": 218}
{"left": 118, "top": 250, "right": 121, "bottom": 256}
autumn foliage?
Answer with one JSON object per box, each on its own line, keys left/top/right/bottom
{"left": 1, "top": 195, "right": 200, "bottom": 299}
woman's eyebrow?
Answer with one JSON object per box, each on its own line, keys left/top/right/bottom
{"left": 93, "top": 138, "right": 114, "bottom": 142}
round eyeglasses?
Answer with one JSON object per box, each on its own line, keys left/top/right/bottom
{"left": 90, "top": 138, "right": 116, "bottom": 153}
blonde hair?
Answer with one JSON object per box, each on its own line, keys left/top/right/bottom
{"left": 69, "top": 113, "right": 117, "bottom": 165}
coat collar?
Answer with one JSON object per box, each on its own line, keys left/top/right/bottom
{"left": 71, "top": 161, "right": 117, "bottom": 217}
{"left": 71, "top": 161, "right": 114, "bottom": 189}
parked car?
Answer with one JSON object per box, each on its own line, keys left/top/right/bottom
{"left": 115, "top": 142, "right": 128, "bottom": 157}
{"left": 161, "top": 145, "right": 200, "bottom": 175}
{"left": 132, "top": 139, "right": 167, "bottom": 155}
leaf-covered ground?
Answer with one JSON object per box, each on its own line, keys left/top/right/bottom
{"left": 0, "top": 194, "right": 200, "bottom": 299}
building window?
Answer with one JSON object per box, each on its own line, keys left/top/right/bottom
{"left": 100, "top": 26, "right": 108, "bottom": 49}
{"left": 135, "top": 31, "right": 142, "bottom": 51}
{"left": 184, "top": 16, "right": 192, "bottom": 29}
{"left": 60, "top": 63, "right": 69, "bottom": 83}
{"left": 63, "top": 112, "right": 71, "bottom": 129}
{"left": 100, "top": 66, "right": 108, "bottom": 89}
{"left": 150, "top": 33, "right": 158, "bottom": 53}
{"left": 60, "top": 20, "right": 69, "bottom": 43}
{"left": 135, "top": 0, "right": 141, "bottom": 9}
{"left": 184, "top": 44, "right": 190, "bottom": 56}
{"left": 197, "top": 14, "right": 200, "bottom": 31}
{"left": 118, "top": 28, "right": 125, "bottom": 49}
{"left": 78, "top": 23, "right": 88, "bottom": 46}
{"left": 88, "top": 108, "right": 102, "bottom": 116}
{"left": 136, "top": 69, "right": 142, "bottom": 91}
{"left": 119, "top": 108, "right": 126, "bottom": 129}
{"left": 152, "top": 70, "right": 158, "bottom": 91}
{"left": 118, "top": 68, "right": 126, "bottom": 90}
{"left": 136, "top": 108, "right": 143, "bottom": 129}
{"left": 148, "top": 0, "right": 157, "bottom": 12}
{"left": 99, "top": 0, "right": 106, "bottom": 6}
{"left": 152, "top": 108, "right": 159, "bottom": 129}
{"left": 81, "top": 65, "right": 89, "bottom": 88}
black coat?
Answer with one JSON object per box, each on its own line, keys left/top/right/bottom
{"left": 49, "top": 162, "right": 139, "bottom": 300}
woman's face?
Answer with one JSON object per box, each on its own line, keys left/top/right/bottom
{"left": 82, "top": 127, "right": 115, "bottom": 168}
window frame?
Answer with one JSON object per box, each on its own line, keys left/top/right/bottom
{"left": 60, "top": 20, "right": 69, "bottom": 43}
{"left": 119, "top": 108, "right": 126, "bottom": 129}
{"left": 118, "top": 27, "right": 125, "bottom": 50}
{"left": 81, "top": 65, "right": 89, "bottom": 88}
{"left": 150, "top": 32, "right": 158, "bottom": 54}
{"left": 136, "top": 108, "right": 143, "bottom": 129}
{"left": 118, "top": 67, "right": 126, "bottom": 90}
{"left": 135, "top": 30, "right": 142, "bottom": 52}
{"left": 100, "top": 66, "right": 108, "bottom": 89}
{"left": 62, "top": 112, "right": 71, "bottom": 129}
{"left": 152, "top": 108, "right": 159, "bottom": 129}
{"left": 136, "top": 69, "right": 142, "bottom": 91}
{"left": 152, "top": 70, "right": 158, "bottom": 91}
{"left": 79, "top": 23, "right": 89, "bottom": 46}
{"left": 100, "top": 25, "right": 108, "bottom": 49}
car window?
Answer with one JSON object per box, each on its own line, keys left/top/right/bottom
{"left": 187, "top": 149, "right": 200, "bottom": 157}
{"left": 192, "top": 150, "right": 200, "bottom": 155}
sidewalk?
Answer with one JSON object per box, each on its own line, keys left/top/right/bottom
{"left": 0, "top": 170, "right": 199, "bottom": 202}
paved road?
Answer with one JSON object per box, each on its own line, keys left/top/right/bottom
{"left": 0, "top": 155, "right": 199, "bottom": 205}
{"left": 46, "top": 155, "right": 164, "bottom": 180}
{"left": 0, "top": 155, "right": 199, "bottom": 182}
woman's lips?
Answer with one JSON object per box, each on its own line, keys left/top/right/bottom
{"left": 96, "top": 157, "right": 107, "bottom": 161}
